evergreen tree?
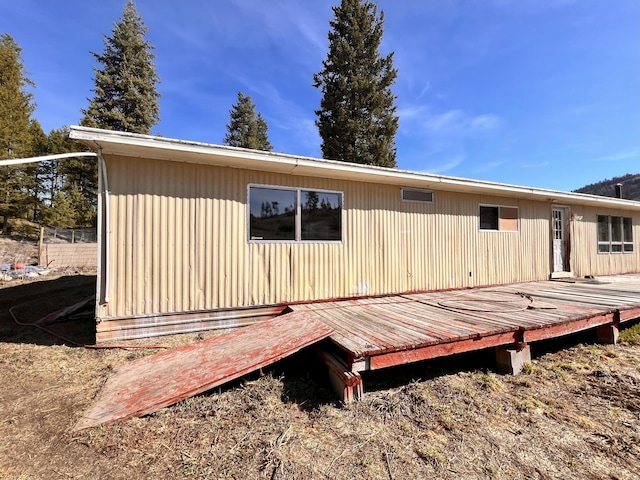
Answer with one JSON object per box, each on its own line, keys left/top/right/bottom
{"left": 223, "top": 91, "right": 273, "bottom": 151}
{"left": 0, "top": 33, "right": 37, "bottom": 233}
{"left": 81, "top": 0, "right": 160, "bottom": 134}
{"left": 25, "top": 120, "right": 47, "bottom": 222}
{"left": 314, "top": 0, "right": 399, "bottom": 167}
{"left": 41, "top": 127, "right": 97, "bottom": 227}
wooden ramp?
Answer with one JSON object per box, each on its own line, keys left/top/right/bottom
{"left": 74, "top": 311, "right": 333, "bottom": 430}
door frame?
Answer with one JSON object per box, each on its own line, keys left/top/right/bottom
{"left": 550, "top": 205, "right": 572, "bottom": 278}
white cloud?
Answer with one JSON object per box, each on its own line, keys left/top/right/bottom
{"left": 421, "top": 153, "right": 466, "bottom": 174}
{"left": 397, "top": 105, "right": 429, "bottom": 121}
{"left": 469, "top": 114, "right": 501, "bottom": 131}
{"left": 419, "top": 109, "right": 501, "bottom": 137}
{"left": 521, "top": 161, "right": 550, "bottom": 168}
{"left": 473, "top": 160, "right": 504, "bottom": 173}
{"left": 593, "top": 150, "right": 640, "bottom": 163}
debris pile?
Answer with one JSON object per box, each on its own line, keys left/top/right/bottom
{"left": 0, "top": 263, "right": 50, "bottom": 281}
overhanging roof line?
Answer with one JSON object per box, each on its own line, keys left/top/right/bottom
{"left": 69, "top": 125, "right": 640, "bottom": 211}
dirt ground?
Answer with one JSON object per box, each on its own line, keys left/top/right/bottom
{"left": 1, "top": 272, "right": 639, "bottom": 479}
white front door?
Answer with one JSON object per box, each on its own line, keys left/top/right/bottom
{"left": 552, "top": 208, "right": 566, "bottom": 272}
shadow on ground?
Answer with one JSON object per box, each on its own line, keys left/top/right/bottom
{"left": 0, "top": 275, "right": 96, "bottom": 346}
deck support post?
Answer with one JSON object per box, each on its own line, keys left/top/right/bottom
{"left": 597, "top": 311, "right": 620, "bottom": 345}
{"left": 495, "top": 343, "right": 531, "bottom": 375}
{"left": 596, "top": 324, "right": 619, "bottom": 345}
{"left": 315, "top": 348, "right": 363, "bottom": 402}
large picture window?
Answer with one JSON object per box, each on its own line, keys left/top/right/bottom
{"left": 249, "top": 185, "right": 342, "bottom": 242}
{"left": 598, "top": 215, "right": 633, "bottom": 253}
{"left": 479, "top": 205, "right": 518, "bottom": 231}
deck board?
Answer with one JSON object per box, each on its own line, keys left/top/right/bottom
{"left": 290, "top": 275, "right": 640, "bottom": 370}
{"left": 74, "top": 311, "right": 333, "bottom": 430}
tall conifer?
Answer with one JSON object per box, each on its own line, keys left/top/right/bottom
{"left": 314, "top": 0, "right": 398, "bottom": 167}
{"left": 0, "top": 34, "right": 37, "bottom": 233}
{"left": 81, "top": 1, "right": 160, "bottom": 134}
{"left": 223, "top": 91, "right": 273, "bottom": 151}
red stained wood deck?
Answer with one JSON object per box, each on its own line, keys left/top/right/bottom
{"left": 74, "top": 311, "right": 333, "bottom": 430}
{"left": 76, "top": 274, "right": 640, "bottom": 429}
{"left": 291, "top": 275, "right": 640, "bottom": 372}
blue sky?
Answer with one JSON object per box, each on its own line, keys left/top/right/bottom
{"left": 2, "top": 0, "right": 639, "bottom": 191}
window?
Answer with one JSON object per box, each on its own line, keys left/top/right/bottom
{"left": 623, "top": 217, "right": 634, "bottom": 252}
{"left": 479, "top": 205, "right": 518, "bottom": 231}
{"left": 401, "top": 188, "right": 433, "bottom": 203}
{"left": 598, "top": 215, "right": 633, "bottom": 253}
{"left": 249, "top": 185, "right": 342, "bottom": 242}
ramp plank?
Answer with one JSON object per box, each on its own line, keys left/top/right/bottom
{"left": 74, "top": 312, "right": 332, "bottom": 430}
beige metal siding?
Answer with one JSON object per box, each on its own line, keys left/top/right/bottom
{"left": 569, "top": 205, "right": 640, "bottom": 277}
{"left": 99, "top": 155, "right": 637, "bottom": 321}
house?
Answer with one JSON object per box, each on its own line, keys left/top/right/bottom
{"left": 69, "top": 126, "right": 640, "bottom": 343}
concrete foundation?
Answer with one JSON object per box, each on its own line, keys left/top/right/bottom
{"left": 495, "top": 344, "right": 532, "bottom": 375}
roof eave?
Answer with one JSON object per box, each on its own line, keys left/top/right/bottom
{"left": 70, "top": 125, "right": 640, "bottom": 211}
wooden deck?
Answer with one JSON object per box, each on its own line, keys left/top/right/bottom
{"left": 291, "top": 275, "right": 640, "bottom": 372}
{"left": 76, "top": 274, "right": 640, "bottom": 429}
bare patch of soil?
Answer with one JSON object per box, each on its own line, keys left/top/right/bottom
{"left": 1, "top": 274, "right": 639, "bottom": 479}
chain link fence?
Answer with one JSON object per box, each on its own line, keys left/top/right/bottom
{"left": 42, "top": 227, "right": 97, "bottom": 244}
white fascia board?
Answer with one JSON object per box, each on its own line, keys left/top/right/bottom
{"left": 70, "top": 126, "right": 640, "bottom": 211}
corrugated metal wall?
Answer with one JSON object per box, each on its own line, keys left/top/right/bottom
{"left": 569, "top": 205, "right": 639, "bottom": 277}
{"left": 99, "top": 155, "right": 637, "bottom": 320}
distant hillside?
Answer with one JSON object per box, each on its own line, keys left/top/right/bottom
{"left": 574, "top": 173, "right": 640, "bottom": 201}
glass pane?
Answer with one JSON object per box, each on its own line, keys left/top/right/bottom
{"left": 249, "top": 187, "right": 296, "bottom": 240}
{"left": 598, "top": 243, "right": 610, "bottom": 253}
{"left": 611, "top": 243, "right": 622, "bottom": 253}
{"left": 301, "top": 191, "right": 342, "bottom": 241}
{"left": 624, "top": 243, "right": 634, "bottom": 253}
{"left": 479, "top": 206, "right": 498, "bottom": 230}
{"left": 402, "top": 188, "right": 433, "bottom": 203}
{"left": 623, "top": 217, "right": 633, "bottom": 242}
{"left": 597, "top": 215, "right": 609, "bottom": 242}
{"left": 611, "top": 216, "right": 622, "bottom": 242}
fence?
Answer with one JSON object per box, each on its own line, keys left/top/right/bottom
{"left": 39, "top": 227, "right": 97, "bottom": 270}
{"left": 42, "top": 227, "right": 97, "bottom": 244}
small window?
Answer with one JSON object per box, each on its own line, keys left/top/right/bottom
{"left": 598, "top": 215, "right": 633, "bottom": 253}
{"left": 479, "top": 205, "right": 518, "bottom": 231}
{"left": 248, "top": 185, "right": 343, "bottom": 242}
{"left": 401, "top": 188, "right": 433, "bottom": 203}
{"left": 480, "top": 206, "right": 499, "bottom": 230}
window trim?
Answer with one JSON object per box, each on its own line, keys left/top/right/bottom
{"left": 478, "top": 204, "right": 519, "bottom": 232}
{"left": 597, "top": 214, "right": 633, "bottom": 254}
{"left": 247, "top": 184, "right": 344, "bottom": 244}
{"left": 400, "top": 187, "right": 434, "bottom": 204}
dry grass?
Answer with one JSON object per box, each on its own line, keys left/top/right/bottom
{"left": 1, "top": 269, "right": 639, "bottom": 479}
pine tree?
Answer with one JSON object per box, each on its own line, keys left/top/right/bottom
{"left": 41, "top": 127, "right": 97, "bottom": 227}
{"left": 314, "top": 0, "right": 399, "bottom": 167}
{"left": 0, "top": 33, "right": 37, "bottom": 233}
{"left": 81, "top": 0, "right": 160, "bottom": 134}
{"left": 223, "top": 91, "right": 273, "bottom": 151}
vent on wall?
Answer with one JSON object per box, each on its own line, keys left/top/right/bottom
{"left": 401, "top": 188, "right": 434, "bottom": 203}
